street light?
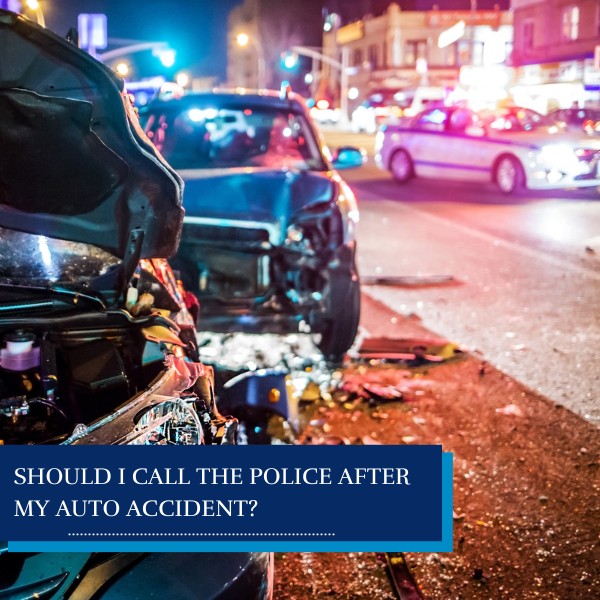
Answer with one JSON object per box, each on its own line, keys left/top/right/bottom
{"left": 176, "top": 72, "right": 190, "bottom": 88}
{"left": 156, "top": 48, "right": 176, "bottom": 68}
{"left": 115, "top": 62, "right": 129, "bottom": 77}
{"left": 24, "top": 0, "right": 45, "bottom": 28}
{"left": 236, "top": 32, "right": 266, "bottom": 89}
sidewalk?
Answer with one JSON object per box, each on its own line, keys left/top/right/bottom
{"left": 274, "top": 293, "right": 599, "bottom": 599}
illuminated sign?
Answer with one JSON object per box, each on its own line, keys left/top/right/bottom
{"left": 427, "top": 10, "right": 502, "bottom": 29}
{"left": 336, "top": 21, "right": 364, "bottom": 45}
{"left": 438, "top": 20, "right": 466, "bottom": 48}
{"left": 78, "top": 13, "right": 107, "bottom": 50}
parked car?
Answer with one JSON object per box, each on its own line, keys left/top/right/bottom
{"left": 140, "top": 90, "right": 363, "bottom": 363}
{"left": 548, "top": 107, "right": 600, "bottom": 136}
{"left": 400, "top": 86, "right": 446, "bottom": 117}
{"left": 309, "top": 100, "right": 341, "bottom": 126}
{"left": 0, "top": 9, "right": 272, "bottom": 598}
{"left": 375, "top": 105, "right": 600, "bottom": 194}
{"left": 351, "top": 87, "right": 446, "bottom": 134}
{"left": 351, "top": 90, "right": 406, "bottom": 134}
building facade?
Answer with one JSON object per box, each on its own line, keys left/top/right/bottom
{"left": 320, "top": 3, "right": 513, "bottom": 116}
{"left": 511, "top": 0, "right": 600, "bottom": 111}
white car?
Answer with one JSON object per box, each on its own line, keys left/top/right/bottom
{"left": 310, "top": 104, "right": 341, "bottom": 126}
{"left": 375, "top": 105, "right": 600, "bottom": 194}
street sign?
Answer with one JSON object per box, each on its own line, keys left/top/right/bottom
{"left": 78, "top": 13, "right": 107, "bottom": 51}
{"left": 1, "top": 0, "right": 21, "bottom": 11}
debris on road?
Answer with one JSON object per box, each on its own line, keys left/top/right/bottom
{"left": 353, "top": 336, "right": 463, "bottom": 365}
{"left": 361, "top": 275, "right": 456, "bottom": 287}
{"left": 197, "top": 325, "right": 599, "bottom": 599}
{"left": 495, "top": 403, "right": 524, "bottom": 416}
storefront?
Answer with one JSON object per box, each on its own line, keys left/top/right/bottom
{"left": 511, "top": 59, "right": 600, "bottom": 113}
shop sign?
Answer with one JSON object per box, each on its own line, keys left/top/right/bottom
{"left": 584, "top": 58, "right": 600, "bottom": 86}
{"left": 337, "top": 21, "right": 364, "bottom": 45}
{"left": 541, "top": 61, "right": 583, "bottom": 84}
{"left": 517, "top": 61, "right": 583, "bottom": 85}
{"left": 426, "top": 10, "right": 501, "bottom": 29}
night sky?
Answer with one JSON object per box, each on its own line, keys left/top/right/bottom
{"left": 27, "top": 1, "right": 511, "bottom": 81}
{"left": 42, "top": 0, "right": 243, "bottom": 80}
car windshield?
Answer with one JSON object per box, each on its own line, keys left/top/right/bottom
{"left": 142, "top": 103, "right": 327, "bottom": 171}
{"left": 0, "top": 226, "right": 121, "bottom": 287}
{"left": 482, "top": 108, "right": 555, "bottom": 133}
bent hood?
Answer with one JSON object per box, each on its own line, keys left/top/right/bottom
{"left": 179, "top": 167, "right": 336, "bottom": 242}
{"left": 0, "top": 10, "right": 184, "bottom": 265}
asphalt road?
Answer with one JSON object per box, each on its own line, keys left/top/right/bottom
{"left": 323, "top": 129, "right": 600, "bottom": 424}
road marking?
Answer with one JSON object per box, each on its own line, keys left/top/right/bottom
{"left": 377, "top": 199, "right": 600, "bottom": 282}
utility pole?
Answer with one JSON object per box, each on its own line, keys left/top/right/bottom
{"left": 292, "top": 45, "right": 350, "bottom": 125}
{"left": 470, "top": 0, "right": 477, "bottom": 65}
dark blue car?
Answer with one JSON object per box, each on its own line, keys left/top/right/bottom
{"left": 141, "top": 90, "right": 363, "bottom": 363}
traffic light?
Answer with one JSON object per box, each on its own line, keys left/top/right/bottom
{"left": 280, "top": 52, "right": 298, "bottom": 71}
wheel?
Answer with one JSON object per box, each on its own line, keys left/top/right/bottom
{"left": 389, "top": 148, "right": 414, "bottom": 183}
{"left": 314, "top": 255, "right": 361, "bottom": 365}
{"left": 495, "top": 155, "right": 524, "bottom": 195}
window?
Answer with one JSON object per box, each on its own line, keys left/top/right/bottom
{"left": 352, "top": 48, "right": 363, "bottom": 67}
{"left": 562, "top": 6, "right": 580, "bottom": 40}
{"left": 448, "top": 108, "right": 474, "bottom": 133}
{"left": 142, "top": 106, "right": 327, "bottom": 171}
{"left": 522, "top": 20, "right": 534, "bottom": 51}
{"left": 368, "top": 44, "right": 378, "bottom": 69}
{"left": 414, "top": 108, "right": 448, "bottom": 132}
{"left": 456, "top": 40, "right": 484, "bottom": 66}
{"left": 505, "top": 41, "right": 514, "bottom": 64}
{"left": 405, "top": 40, "right": 427, "bottom": 66}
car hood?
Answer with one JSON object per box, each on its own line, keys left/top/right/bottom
{"left": 0, "top": 10, "right": 184, "bottom": 267}
{"left": 179, "top": 167, "right": 336, "bottom": 240}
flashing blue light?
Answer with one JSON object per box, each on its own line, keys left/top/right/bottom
{"left": 158, "top": 49, "right": 176, "bottom": 68}
{"left": 281, "top": 52, "right": 298, "bottom": 71}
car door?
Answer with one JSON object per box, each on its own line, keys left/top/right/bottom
{"left": 405, "top": 107, "right": 450, "bottom": 178}
{"left": 438, "top": 108, "right": 495, "bottom": 183}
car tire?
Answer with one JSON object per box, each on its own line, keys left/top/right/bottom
{"left": 495, "top": 155, "right": 524, "bottom": 195}
{"left": 390, "top": 149, "right": 414, "bottom": 183}
{"left": 315, "top": 256, "right": 361, "bottom": 366}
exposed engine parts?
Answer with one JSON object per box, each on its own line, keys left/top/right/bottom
{"left": 0, "top": 259, "right": 237, "bottom": 446}
{"left": 0, "top": 324, "right": 236, "bottom": 446}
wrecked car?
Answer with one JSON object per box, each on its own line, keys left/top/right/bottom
{"left": 140, "top": 90, "right": 363, "bottom": 363}
{"left": 0, "top": 9, "right": 272, "bottom": 598}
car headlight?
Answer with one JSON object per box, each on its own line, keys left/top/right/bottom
{"left": 539, "top": 144, "right": 578, "bottom": 169}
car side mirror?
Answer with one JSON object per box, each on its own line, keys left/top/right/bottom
{"left": 465, "top": 125, "right": 485, "bottom": 137}
{"left": 331, "top": 146, "right": 365, "bottom": 170}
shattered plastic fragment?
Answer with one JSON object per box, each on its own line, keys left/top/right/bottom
{"left": 495, "top": 404, "right": 524, "bottom": 417}
{"left": 354, "top": 336, "right": 462, "bottom": 365}
{"left": 361, "top": 435, "right": 382, "bottom": 445}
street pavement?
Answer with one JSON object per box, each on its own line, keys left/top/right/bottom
{"left": 323, "top": 129, "right": 600, "bottom": 424}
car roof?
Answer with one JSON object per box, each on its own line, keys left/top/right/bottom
{"left": 143, "top": 89, "right": 309, "bottom": 114}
